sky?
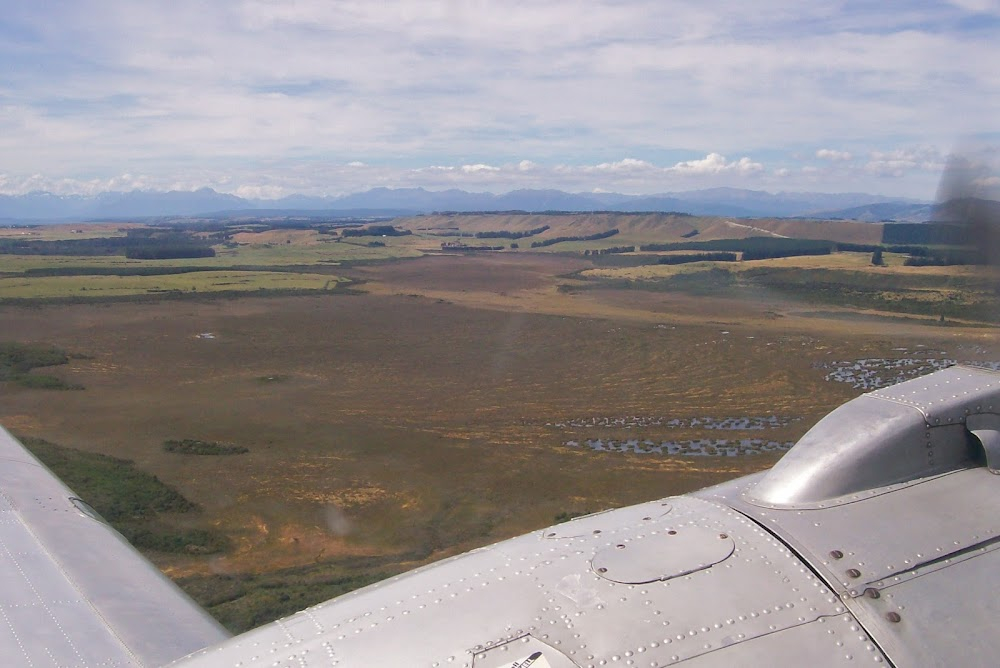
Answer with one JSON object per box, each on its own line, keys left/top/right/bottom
{"left": 1, "top": 0, "right": 998, "bottom": 200}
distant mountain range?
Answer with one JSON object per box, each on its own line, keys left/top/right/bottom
{"left": 0, "top": 186, "right": 935, "bottom": 222}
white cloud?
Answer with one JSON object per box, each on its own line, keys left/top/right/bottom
{"left": 668, "top": 153, "right": 763, "bottom": 175}
{"left": 1, "top": 2, "right": 995, "bottom": 198}
{"left": 947, "top": 0, "right": 1000, "bottom": 13}
{"left": 233, "top": 184, "right": 287, "bottom": 200}
{"left": 461, "top": 164, "right": 500, "bottom": 173}
{"left": 0, "top": 172, "right": 160, "bottom": 196}
{"left": 0, "top": 147, "right": 955, "bottom": 199}
{"left": 816, "top": 149, "right": 853, "bottom": 161}
{"left": 587, "top": 158, "right": 657, "bottom": 172}
{"left": 865, "top": 147, "right": 944, "bottom": 177}
{"left": 968, "top": 174, "right": 1000, "bottom": 200}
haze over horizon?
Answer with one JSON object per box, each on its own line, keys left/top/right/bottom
{"left": 2, "top": 1, "right": 998, "bottom": 200}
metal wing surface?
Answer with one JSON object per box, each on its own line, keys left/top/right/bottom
{"left": 0, "top": 426, "right": 228, "bottom": 667}
{"left": 6, "top": 365, "right": 1000, "bottom": 666}
{"left": 170, "top": 365, "right": 1000, "bottom": 667}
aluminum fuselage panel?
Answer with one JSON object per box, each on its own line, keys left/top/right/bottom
{"left": 717, "top": 467, "right": 1000, "bottom": 667}
{"left": 173, "top": 495, "right": 886, "bottom": 667}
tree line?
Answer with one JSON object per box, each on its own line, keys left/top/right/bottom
{"left": 531, "top": 228, "right": 620, "bottom": 248}
{"left": 0, "top": 228, "right": 216, "bottom": 258}
{"left": 125, "top": 246, "right": 215, "bottom": 259}
{"left": 474, "top": 225, "right": 550, "bottom": 239}
{"left": 881, "top": 223, "right": 967, "bottom": 246}
{"left": 657, "top": 252, "right": 738, "bottom": 265}
{"left": 584, "top": 245, "right": 635, "bottom": 255}
{"left": 341, "top": 225, "right": 412, "bottom": 237}
{"left": 639, "top": 236, "right": 834, "bottom": 254}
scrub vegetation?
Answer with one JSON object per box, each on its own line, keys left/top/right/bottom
{"left": 18, "top": 437, "right": 230, "bottom": 555}
{"left": 0, "top": 342, "right": 83, "bottom": 389}
{"left": 164, "top": 439, "right": 250, "bottom": 455}
{"left": 3, "top": 213, "right": 997, "bottom": 633}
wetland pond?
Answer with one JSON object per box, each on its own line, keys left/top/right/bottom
{"left": 565, "top": 437, "right": 794, "bottom": 456}
{"left": 815, "top": 352, "right": 1000, "bottom": 390}
{"left": 547, "top": 416, "right": 797, "bottom": 430}
{"left": 554, "top": 415, "right": 797, "bottom": 456}
{"left": 555, "top": 351, "right": 1000, "bottom": 458}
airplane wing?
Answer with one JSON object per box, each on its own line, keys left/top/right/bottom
{"left": 168, "top": 364, "right": 1000, "bottom": 667}
{"left": 6, "top": 365, "right": 1000, "bottom": 666}
{"left": 0, "top": 425, "right": 228, "bottom": 667}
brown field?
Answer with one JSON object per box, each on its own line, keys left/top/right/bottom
{"left": 735, "top": 217, "right": 884, "bottom": 243}
{"left": 2, "top": 225, "right": 997, "bottom": 629}
{"left": 395, "top": 212, "right": 883, "bottom": 245}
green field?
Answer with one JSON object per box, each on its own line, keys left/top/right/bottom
{"left": 0, "top": 240, "right": 417, "bottom": 271}
{"left": 0, "top": 270, "right": 350, "bottom": 299}
{"left": 575, "top": 251, "right": 999, "bottom": 324}
{"left": 0, "top": 222, "right": 433, "bottom": 300}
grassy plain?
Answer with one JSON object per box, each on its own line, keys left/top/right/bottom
{"left": 0, "top": 223, "right": 140, "bottom": 241}
{"left": 394, "top": 212, "right": 885, "bottom": 246}
{"left": 1, "top": 217, "right": 998, "bottom": 631}
{"left": 572, "top": 250, "right": 999, "bottom": 325}
{"left": 0, "top": 271, "right": 346, "bottom": 299}
{"left": 0, "top": 224, "right": 423, "bottom": 300}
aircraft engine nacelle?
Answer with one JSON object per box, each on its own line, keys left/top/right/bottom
{"left": 749, "top": 364, "right": 1000, "bottom": 506}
